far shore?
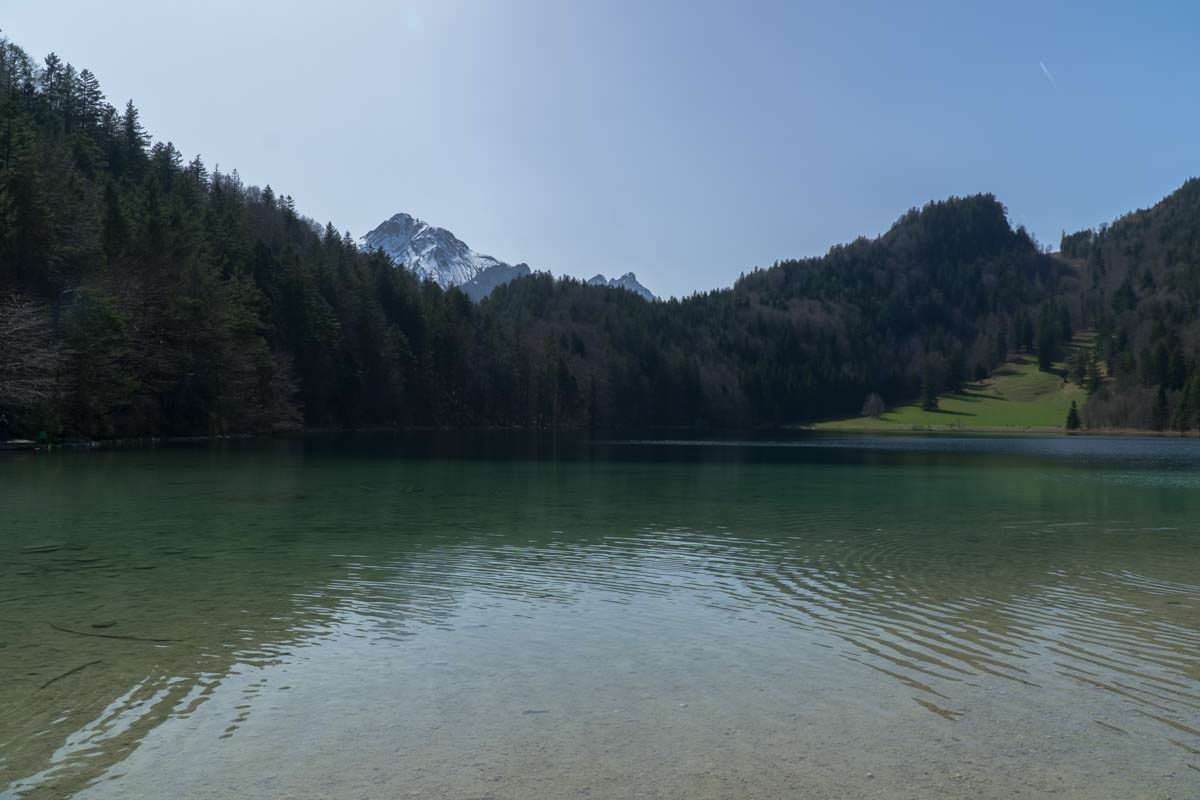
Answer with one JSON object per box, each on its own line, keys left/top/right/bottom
{"left": 3, "top": 424, "right": 1197, "bottom": 454}
{"left": 796, "top": 423, "right": 1195, "bottom": 437}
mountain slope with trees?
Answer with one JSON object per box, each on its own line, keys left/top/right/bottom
{"left": 0, "top": 35, "right": 1094, "bottom": 439}
{"left": 1061, "top": 178, "right": 1200, "bottom": 430}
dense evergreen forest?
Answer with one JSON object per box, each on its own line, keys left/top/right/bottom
{"left": 1061, "top": 179, "right": 1200, "bottom": 430}
{"left": 2, "top": 36, "right": 1167, "bottom": 440}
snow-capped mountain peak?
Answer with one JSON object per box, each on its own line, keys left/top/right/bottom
{"left": 361, "top": 212, "right": 506, "bottom": 289}
{"left": 362, "top": 211, "right": 656, "bottom": 301}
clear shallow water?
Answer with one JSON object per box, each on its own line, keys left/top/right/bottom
{"left": 1, "top": 434, "right": 1198, "bottom": 799}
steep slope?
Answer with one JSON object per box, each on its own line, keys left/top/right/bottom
{"left": 360, "top": 212, "right": 507, "bottom": 288}
{"left": 362, "top": 211, "right": 657, "bottom": 301}
{"left": 1060, "top": 178, "right": 1200, "bottom": 429}
{"left": 817, "top": 339, "right": 1091, "bottom": 431}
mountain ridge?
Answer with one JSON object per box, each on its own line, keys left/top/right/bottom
{"left": 360, "top": 212, "right": 505, "bottom": 288}
{"left": 587, "top": 273, "right": 656, "bottom": 301}
{"left": 362, "top": 212, "right": 655, "bottom": 301}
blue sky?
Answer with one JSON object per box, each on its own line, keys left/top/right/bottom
{"left": 5, "top": 1, "right": 1199, "bottom": 297}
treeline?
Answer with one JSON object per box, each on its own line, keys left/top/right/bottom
{"left": 0, "top": 38, "right": 526, "bottom": 438}
{"left": 1060, "top": 178, "right": 1200, "bottom": 431}
{"left": 1, "top": 38, "right": 1079, "bottom": 438}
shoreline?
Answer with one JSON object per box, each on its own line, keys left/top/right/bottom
{"left": 799, "top": 424, "right": 1194, "bottom": 437}
{"left": 2, "top": 424, "right": 1194, "bottom": 453}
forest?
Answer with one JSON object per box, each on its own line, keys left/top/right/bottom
{"left": 0, "top": 36, "right": 1192, "bottom": 439}
{"left": 1059, "top": 179, "right": 1200, "bottom": 430}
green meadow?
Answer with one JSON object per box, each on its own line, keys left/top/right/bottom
{"left": 814, "top": 340, "right": 1092, "bottom": 432}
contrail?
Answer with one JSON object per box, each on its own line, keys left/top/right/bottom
{"left": 1039, "top": 61, "right": 1058, "bottom": 91}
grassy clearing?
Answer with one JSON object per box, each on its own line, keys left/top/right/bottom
{"left": 815, "top": 340, "right": 1090, "bottom": 432}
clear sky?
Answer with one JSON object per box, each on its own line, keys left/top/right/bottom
{"left": 5, "top": 1, "right": 1198, "bottom": 298}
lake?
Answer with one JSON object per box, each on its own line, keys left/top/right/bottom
{"left": 1, "top": 434, "right": 1198, "bottom": 799}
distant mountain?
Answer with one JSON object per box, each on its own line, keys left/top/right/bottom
{"left": 460, "top": 262, "right": 532, "bottom": 302}
{"left": 360, "top": 212, "right": 508, "bottom": 289}
{"left": 362, "top": 212, "right": 656, "bottom": 301}
{"left": 587, "top": 273, "right": 656, "bottom": 301}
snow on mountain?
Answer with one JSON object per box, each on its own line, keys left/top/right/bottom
{"left": 362, "top": 212, "right": 656, "bottom": 301}
{"left": 360, "top": 212, "right": 506, "bottom": 289}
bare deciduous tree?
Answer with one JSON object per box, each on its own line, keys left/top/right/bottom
{"left": 0, "top": 294, "right": 65, "bottom": 410}
{"left": 861, "top": 392, "right": 885, "bottom": 418}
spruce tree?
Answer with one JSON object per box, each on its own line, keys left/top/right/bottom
{"left": 1065, "top": 401, "right": 1081, "bottom": 430}
{"left": 1085, "top": 350, "right": 1104, "bottom": 395}
{"left": 1152, "top": 385, "right": 1168, "bottom": 431}
{"left": 921, "top": 363, "right": 939, "bottom": 411}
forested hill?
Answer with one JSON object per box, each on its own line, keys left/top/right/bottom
{"left": 0, "top": 37, "right": 1078, "bottom": 439}
{"left": 478, "top": 195, "right": 1077, "bottom": 428}
{"left": 1061, "top": 179, "right": 1200, "bottom": 430}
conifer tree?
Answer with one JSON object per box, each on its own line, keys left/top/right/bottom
{"left": 1065, "top": 401, "right": 1081, "bottom": 430}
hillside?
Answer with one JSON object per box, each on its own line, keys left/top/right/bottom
{"left": 0, "top": 34, "right": 1098, "bottom": 439}
{"left": 1061, "top": 179, "right": 1200, "bottom": 431}
{"left": 815, "top": 338, "right": 1091, "bottom": 432}
{"left": 480, "top": 195, "right": 1078, "bottom": 427}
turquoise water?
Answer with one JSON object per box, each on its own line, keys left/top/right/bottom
{"left": 1, "top": 434, "right": 1198, "bottom": 798}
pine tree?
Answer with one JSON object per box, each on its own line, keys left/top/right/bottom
{"left": 1057, "top": 305, "right": 1071, "bottom": 342}
{"left": 117, "top": 99, "right": 147, "bottom": 175}
{"left": 1168, "top": 347, "right": 1186, "bottom": 391}
{"left": 76, "top": 68, "right": 104, "bottom": 130}
{"left": 1172, "top": 373, "right": 1200, "bottom": 433}
{"left": 0, "top": 121, "right": 54, "bottom": 289}
{"left": 1065, "top": 401, "right": 1081, "bottom": 430}
{"left": 921, "top": 361, "right": 939, "bottom": 411}
{"left": 1152, "top": 385, "right": 1169, "bottom": 431}
{"left": 994, "top": 325, "right": 1008, "bottom": 364}
{"left": 1037, "top": 328, "right": 1055, "bottom": 371}
{"left": 1085, "top": 350, "right": 1104, "bottom": 395}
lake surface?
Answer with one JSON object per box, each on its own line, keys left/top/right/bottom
{"left": 1, "top": 434, "right": 1198, "bottom": 799}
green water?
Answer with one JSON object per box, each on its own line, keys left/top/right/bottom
{"left": 1, "top": 435, "right": 1198, "bottom": 799}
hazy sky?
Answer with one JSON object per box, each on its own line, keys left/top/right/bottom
{"left": 5, "top": 1, "right": 1199, "bottom": 297}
